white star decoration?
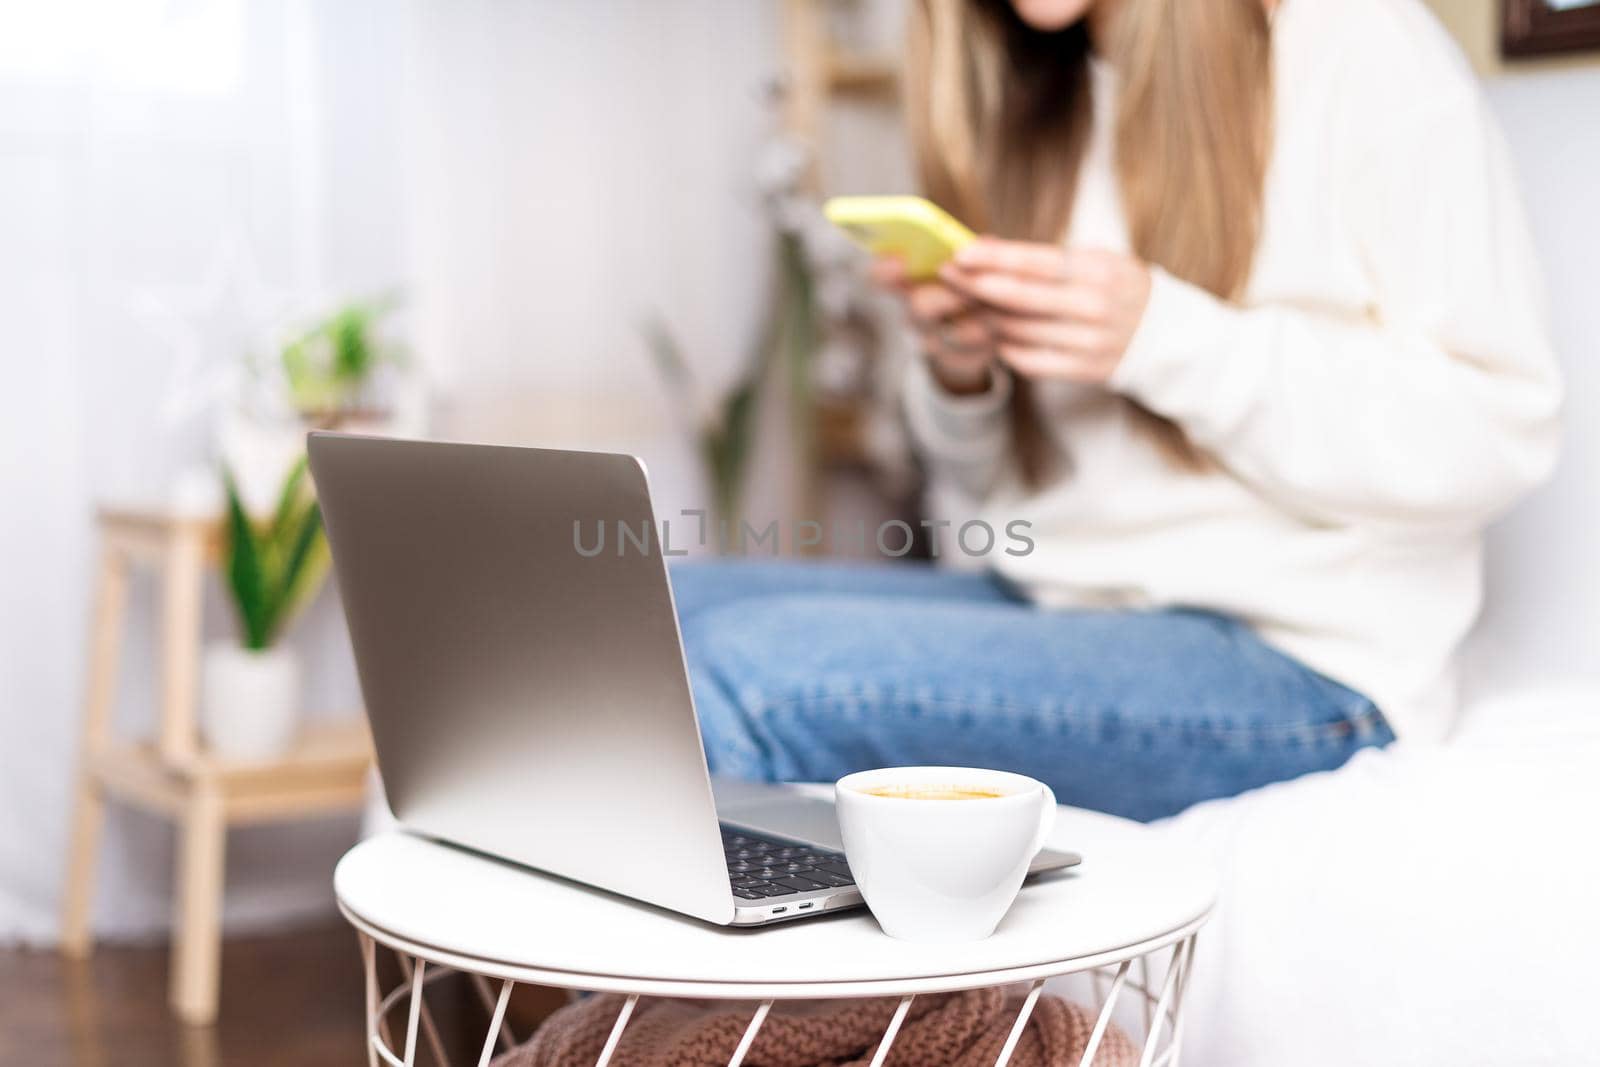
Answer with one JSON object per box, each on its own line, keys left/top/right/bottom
{"left": 124, "top": 225, "right": 305, "bottom": 429}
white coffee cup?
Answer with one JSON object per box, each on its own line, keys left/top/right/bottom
{"left": 835, "top": 766, "right": 1057, "bottom": 942}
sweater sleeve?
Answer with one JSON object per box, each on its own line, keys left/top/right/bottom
{"left": 1108, "top": 96, "right": 1562, "bottom": 529}
{"left": 902, "top": 355, "right": 1013, "bottom": 502}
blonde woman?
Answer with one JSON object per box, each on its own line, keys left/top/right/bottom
{"left": 672, "top": 0, "right": 1560, "bottom": 820}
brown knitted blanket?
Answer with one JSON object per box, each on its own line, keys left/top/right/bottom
{"left": 492, "top": 988, "right": 1135, "bottom": 1067}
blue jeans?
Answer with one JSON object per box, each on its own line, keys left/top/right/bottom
{"left": 672, "top": 560, "right": 1393, "bottom": 822}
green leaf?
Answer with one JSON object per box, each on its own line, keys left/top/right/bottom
{"left": 280, "top": 295, "right": 401, "bottom": 414}
{"left": 641, "top": 315, "right": 693, "bottom": 391}
{"left": 710, "top": 376, "right": 760, "bottom": 524}
{"left": 222, "top": 470, "right": 271, "bottom": 650}
{"left": 272, "top": 455, "right": 309, "bottom": 535}
{"left": 220, "top": 461, "right": 329, "bottom": 649}
{"left": 331, "top": 305, "right": 373, "bottom": 382}
{"left": 778, "top": 230, "right": 818, "bottom": 435}
{"left": 268, "top": 499, "right": 327, "bottom": 645}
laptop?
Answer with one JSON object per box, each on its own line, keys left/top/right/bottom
{"left": 307, "top": 432, "right": 1080, "bottom": 927}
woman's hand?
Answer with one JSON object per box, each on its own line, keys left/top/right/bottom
{"left": 869, "top": 257, "right": 997, "bottom": 396}
{"left": 939, "top": 240, "right": 1152, "bottom": 385}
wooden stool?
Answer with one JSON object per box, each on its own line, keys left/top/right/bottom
{"left": 59, "top": 506, "right": 373, "bottom": 1026}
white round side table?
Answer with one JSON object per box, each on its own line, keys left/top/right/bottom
{"left": 336, "top": 806, "right": 1215, "bottom": 1067}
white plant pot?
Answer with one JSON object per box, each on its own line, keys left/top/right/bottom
{"left": 201, "top": 644, "right": 302, "bottom": 760}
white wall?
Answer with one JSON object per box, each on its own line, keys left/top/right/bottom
{"left": 404, "top": 0, "right": 785, "bottom": 522}
{"left": 1466, "top": 66, "right": 1600, "bottom": 694}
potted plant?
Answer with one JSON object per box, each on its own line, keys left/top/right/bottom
{"left": 200, "top": 458, "right": 329, "bottom": 759}
{"left": 280, "top": 296, "right": 404, "bottom": 426}
{"left": 219, "top": 293, "right": 422, "bottom": 523}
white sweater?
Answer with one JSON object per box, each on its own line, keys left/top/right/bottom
{"left": 903, "top": 0, "right": 1562, "bottom": 741}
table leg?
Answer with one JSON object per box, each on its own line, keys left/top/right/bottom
{"left": 993, "top": 978, "right": 1046, "bottom": 1067}
{"left": 476, "top": 979, "right": 515, "bottom": 1067}
{"left": 726, "top": 1000, "right": 773, "bottom": 1067}
{"left": 60, "top": 546, "right": 129, "bottom": 959}
{"left": 1138, "top": 955, "right": 1153, "bottom": 1038}
{"left": 470, "top": 973, "right": 518, "bottom": 1057}
{"left": 592, "top": 993, "right": 639, "bottom": 1067}
{"left": 157, "top": 525, "right": 204, "bottom": 763}
{"left": 1078, "top": 958, "right": 1131, "bottom": 1067}
{"left": 402, "top": 959, "right": 428, "bottom": 1067}
{"left": 866, "top": 995, "right": 915, "bottom": 1067}
{"left": 361, "top": 934, "right": 382, "bottom": 1067}
{"left": 1135, "top": 943, "right": 1187, "bottom": 1067}
{"left": 60, "top": 778, "right": 108, "bottom": 958}
{"left": 170, "top": 785, "right": 226, "bottom": 1025}
{"left": 1166, "top": 936, "right": 1197, "bottom": 1067}
{"left": 398, "top": 953, "right": 453, "bottom": 1067}
{"left": 369, "top": 952, "right": 451, "bottom": 1067}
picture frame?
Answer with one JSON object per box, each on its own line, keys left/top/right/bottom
{"left": 1502, "top": 0, "right": 1600, "bottom": 57}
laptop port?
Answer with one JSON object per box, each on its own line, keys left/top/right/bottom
{"left": 797, "top": 903, "right": 813, "bottom": 910}
{"left": 770, "top": 907, "right": 787, "bottom": 914}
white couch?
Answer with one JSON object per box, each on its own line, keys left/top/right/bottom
{"left": 1155, "top": 687, "right": 1598, "bottom": 1065}
{"left": 1145, "top": 70, "right": 1600, "bottom": 1067}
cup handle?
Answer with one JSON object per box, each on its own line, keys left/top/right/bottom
{"left": 1032, "top": 784, "right": 1057, "bottom": 856}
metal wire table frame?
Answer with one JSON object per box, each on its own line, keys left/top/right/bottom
{"left": 346, "top": 907, "right": 1206, "bottom": 1067}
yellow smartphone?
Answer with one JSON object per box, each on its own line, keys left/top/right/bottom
{"left": 824, "top": 195, "right": 975, "bottom": 281}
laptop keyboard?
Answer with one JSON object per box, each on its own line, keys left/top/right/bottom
{"left": 720, "top": 826, "right": 856, "bottom": 900}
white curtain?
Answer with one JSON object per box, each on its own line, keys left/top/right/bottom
{"left": 0, "top": 0, "right": 789, "bottom": 944}
{"left": 0, "top": 0, "right": 404, "bottom": 943}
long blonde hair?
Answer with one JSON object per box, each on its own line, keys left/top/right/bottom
{"left": 905, "top": 0, "right": 1274, "bottom": 479}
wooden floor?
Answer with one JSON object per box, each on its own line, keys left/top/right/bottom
{"left": 0, "top": 924, "right": 367, "bottom": 1067}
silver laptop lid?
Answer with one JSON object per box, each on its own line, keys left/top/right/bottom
{"left": 308, "top": 433, "right": 734, "bottom": 924}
